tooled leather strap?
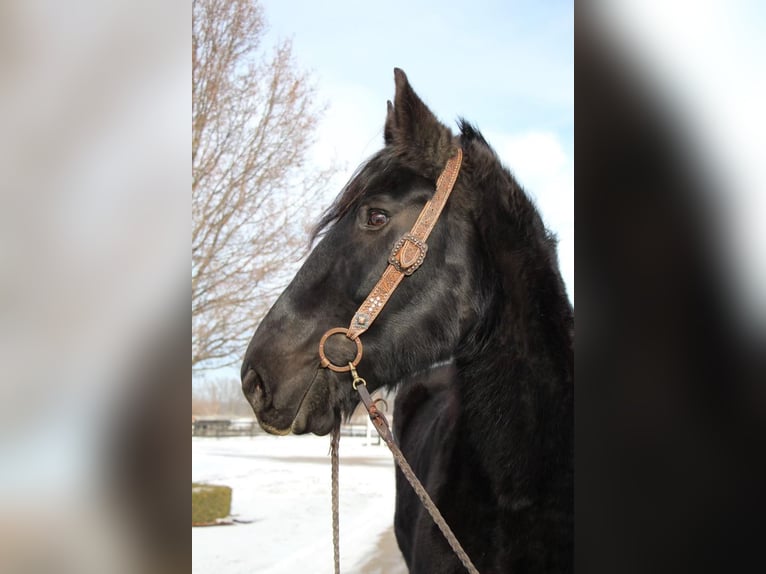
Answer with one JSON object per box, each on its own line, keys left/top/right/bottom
{"left": 346, "top": 147, "right": 463, "bottom": 340}
{"left": 317, "top": 147, "right": 463, "bottom": 372}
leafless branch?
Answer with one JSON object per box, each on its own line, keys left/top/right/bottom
{"left": 192, "top": 0, "right": 337, "bottom": 372}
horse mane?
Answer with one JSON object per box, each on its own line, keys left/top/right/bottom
{"left": 443, "top": 120, "right": 573, "bottom": 574}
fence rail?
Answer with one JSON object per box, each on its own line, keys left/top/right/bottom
{"left": 192, "top": 418, "right": 379, "bottom": 441}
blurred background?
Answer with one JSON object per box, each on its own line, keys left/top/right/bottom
{"left": 576, "top": 1, "right": 765, "bottom": 573}
{"left": 0, "top": 0, "right": 763, "bottom": 572}
{"left": 1, "top": 0, "right": 188, "bottom": 572}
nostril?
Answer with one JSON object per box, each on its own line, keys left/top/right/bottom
{"left": 242, "top": 368, "right": 260, "bottom": 396}
{"left": 242, "top": 368, "right": 272, "bottom": 414}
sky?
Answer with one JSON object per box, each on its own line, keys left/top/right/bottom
{"left": 260, "top": 0, "right": 575, "bottom": 302}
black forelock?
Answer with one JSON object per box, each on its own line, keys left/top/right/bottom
{"left": 310, "top": 148, "right": 400, "bottom": 243}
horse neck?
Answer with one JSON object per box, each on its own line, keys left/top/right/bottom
{"left": 455, "top": 213, "right": 573, "bottom": 464}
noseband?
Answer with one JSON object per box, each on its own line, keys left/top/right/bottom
{"left": 317, "top": 147, "right": 463, "bottom": 371}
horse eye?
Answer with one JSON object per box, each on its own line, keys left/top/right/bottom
{"left": 367, "top": 209, "right": 389, "bottom": 227}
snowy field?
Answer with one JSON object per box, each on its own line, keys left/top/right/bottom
{"left": 192, "top": 434, "right": 408, "bottom": 573}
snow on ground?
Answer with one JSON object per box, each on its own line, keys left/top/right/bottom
{"left": 192, "top": 435, "right": 408, "bottom": 574}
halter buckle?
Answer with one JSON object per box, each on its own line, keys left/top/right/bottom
{"left": 389, "top": 233, "right": 428, "bottom": 275}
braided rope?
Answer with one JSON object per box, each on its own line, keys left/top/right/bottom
{"left": 334, "top": 364, "right": 480, "bottom": 574}
{"left": 331, "top": 422, "right": 340, "bottom": 574}
{"left": 381, "top": 428, "right": 480, "bottom": 574}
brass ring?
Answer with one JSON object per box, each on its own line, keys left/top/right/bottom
{"left": 318, "top": 327, "right": 363, "bottom": 372}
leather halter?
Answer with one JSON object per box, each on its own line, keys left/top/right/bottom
{"left": 318, "top": 147, "right": 463, "bottom": 372}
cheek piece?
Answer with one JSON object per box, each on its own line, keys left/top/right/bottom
{"left": 317, "top": 147, "right": 463, "bottom": 372}
{"left": 319, "top": 147, "right": 479, "bottom": 574}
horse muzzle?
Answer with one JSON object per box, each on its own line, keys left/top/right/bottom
{"left": 242, "top": 367, "right": 269, "bottom": 412}
{"left": 241, "top": 367, "right": 291, "bottom": 434}
{"left": 242, "top": 365, "right": 336, "bottom": 436}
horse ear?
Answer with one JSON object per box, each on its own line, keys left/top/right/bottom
{"left": 385, "top": 68, "right": 455, "bottom": 179}
{"left": 384, "top": 100, "right": 395, "bottom": 145}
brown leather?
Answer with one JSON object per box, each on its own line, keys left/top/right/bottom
{"left": 356, "top": 383, "right": 395, "bottom": 443}
{"left": 318, "top": 147, "right": 463, "bottom": 371}
{"left": 347, "top": 147, "right": 463, "bottom": 340}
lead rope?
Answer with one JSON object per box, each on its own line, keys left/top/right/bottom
{"left": 328, "top": 363, "right": 480, "bottom": 574}
{"left": 331, "top": 421, "right": 340, "bottom": 574}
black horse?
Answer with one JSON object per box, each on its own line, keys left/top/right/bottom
{"left": 242, "top": 69, "right": 573, "bottom": 573}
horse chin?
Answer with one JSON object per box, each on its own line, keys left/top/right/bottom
{"left": 290, "top": 375, "right": 337, "bottom": 436}
{"left": 291, "top": 407, "right": 335, "bottom": 436}
{"left": 256, "top": 421, "right": 293, "bottom": 436}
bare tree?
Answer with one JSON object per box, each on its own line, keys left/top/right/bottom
{"left": 192, "top": 0, "right": 334, "bottom": 372}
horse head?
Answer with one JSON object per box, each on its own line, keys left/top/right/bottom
{"left": 242, "top": 67, "right": 571, "bottom": 442}
{"left": 241, "top": 69, "right": 494, "bottom": 435}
